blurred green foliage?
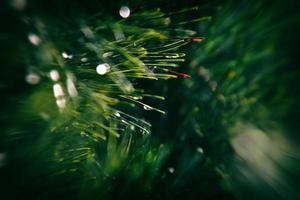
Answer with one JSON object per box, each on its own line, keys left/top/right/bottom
{"left": 0, "top": 0, "right": 300, "bottom": 200}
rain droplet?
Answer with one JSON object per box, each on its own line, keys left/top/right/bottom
{"left": 81, "top": 57, "right": 88, "bottom": 62}
{"left": 62, "top": 52, "right": 73, "bottom": 59}
{"left": 67, "top": 78, "right": 78, "bottom": 97}
{"left": 49, "top": 70, "right": 60, "bottom": 81}
{"left": 165, "top": 55, "right": 178, "bottom": 58}
{"left": 121, "top": 119, "right": 127, "bottom": 123}
{"left": 168, "top": 167, "right": 175, "bottom": 173}
{"left": 119, "top": 6, "right": 130, "bottom": 18}
{"left": 143, "top": 105, "right": 152, "bottom": 110}
{"left": 103, "top": 52, "right": 113, "bottom": 58}
{"left": 96, "top": 63, "right": 111, "bottom": 75}
{"left": 62, "top": 52, "right": 68, "bottom": 58}
{"left": 28, "top": 33, "right": 41, "bottom": 46}
{"left": 196, "top": 147, "right": 204, "bottom": 154}
{"left": 53, "top": 83, "right": 64, "bottom": 98}
{"left": 56, "top": 98, "right": 66, "bottom": 109}
{"left": 25, "top": 72, "right": 40, "bottom": 85}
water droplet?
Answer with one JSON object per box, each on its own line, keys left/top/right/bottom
{"left": 53, "top": 83, "right": 64, "bottom": 98}
{"left": 49, "top": 70, "right": 60, "bottom": 81}
{"left": 115, "top": 112, "right": 121, "bottom": 117}
{"left": 103, "top": 52, "right": 113, "bottom": 58}
{"left": 130, "top": 125, "right": 135, "bottom": 130}
{"left": 165, "top": 55, "right": 178, "bottom": 58}
{"left": 56, "top": 98, "right": 66, "bottom": 109}
{"left": 143, "top": 105, "right": 152, "bottom": 110}
{"left": 62, "top": 52, "right": 68, "bottom": 58}
{"left": 168, "top": 167, "right": 175, "bottom": 173}
{"left": 67, "top": 78, "right": 78, "bottom": 97}
{"left": 62, "top": 52, "right": 73, "bottom": 59}
{"left": 119, "top": 6, "right": 130, "bottom": 18}
{"left": 96, "top": 63, "right": 111, "bottom": 75}
{"left": 81, "top": 57, "right": 88, "bottom": 62}
{"left": 196, "top": 147, "right": 204, "bottom": 154}
{"left": 28, "top": 33, "right": 41, "bottom": 46}
{"left": 25, "top": 72, "right": 40, "bottom": 85}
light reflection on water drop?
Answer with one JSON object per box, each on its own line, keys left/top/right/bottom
{"left": 166, "top": 55, "right": 178, "bottom": 58}
{"left": 119, "top": 6, "right": 130, "bottom": 18}
{"left": 28, "top": 33, "right": 41, "bottom": 46}
{"left": 196, "top": 147, "right": 204, "bottom": 154}
{"left": 168, "top": 167, "right": 175, "bottom": 174}
{"left": 53, "top": 83, "right": 64, "bottom": 98}
{"left": 81, "top": 57, "right": 88, "bottom": 62}
{"left": 56, "top": 98, "right": 66, "bottom": 109}
{"left": 49, "top": 70, "right": 60, "bottom": 81}
{"left": 132, "top": 96, "right": 140, "bottom": 100}
{"left": 96, "top": 63, "right": 111, "bottom": 75}
{"left": 62, "top": 52, "right": 73, "bottom": 59}
{"left": 143, "top": 105, "right": 152, "bottom": 110}
{"left": 103, "top": 52, "right": 113, "bottom": 58}
{"left": 62, "top": 52, "right": 68, "bottom": 58}
{"left": 67, "top": 78, "right": 78, "bottom": 97}
{"left": 25, "top": 72, "right": 40, "bottom": 85}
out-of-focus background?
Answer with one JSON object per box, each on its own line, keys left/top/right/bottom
{"left": 0, "top": 0, "right": 300, "bottom": 199}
